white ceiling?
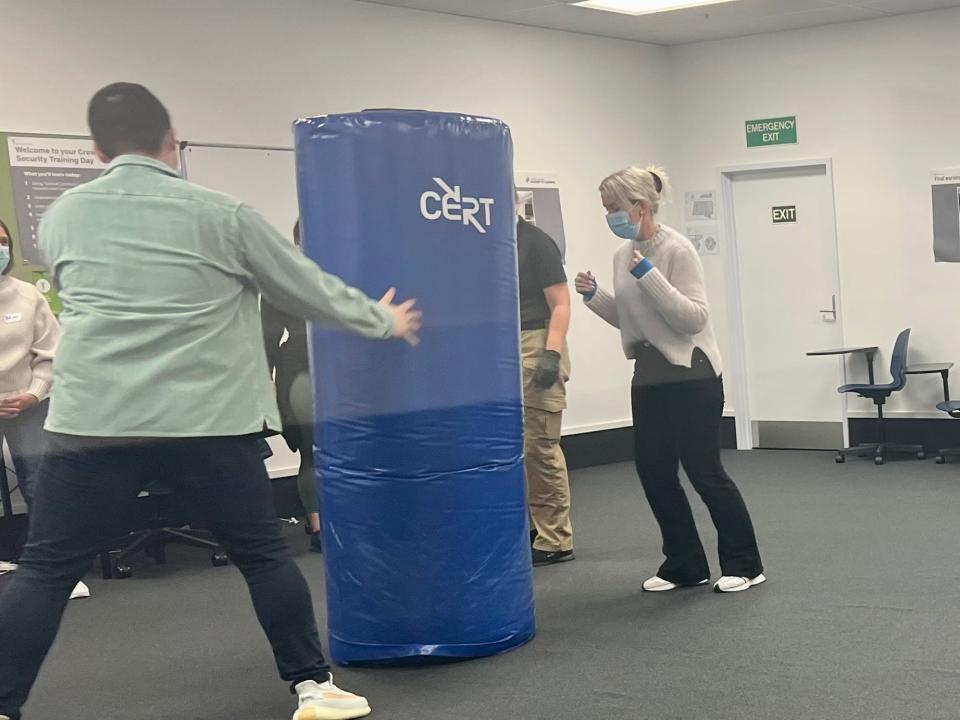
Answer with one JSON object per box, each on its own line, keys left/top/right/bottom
{"left": 355, "top": 0, "right": 960, "bottom": 45}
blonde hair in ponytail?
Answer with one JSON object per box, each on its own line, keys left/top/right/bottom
{"left": 599, "top": 164, "right": 671, "bottom": 215}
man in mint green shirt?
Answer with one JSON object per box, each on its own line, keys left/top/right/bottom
{"left": 40, "top": 141, "right": 417, "bottom": 438}
{"left": 0, "top": 83, "right": 419, "bottom": 720}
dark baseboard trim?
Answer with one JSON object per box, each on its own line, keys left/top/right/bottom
{"left": 561, "top": 428, "right": 633, "bottom": 470}
{"left": 270, "top": 475, "right": 305, "bottom": 519}
{"left": 561, "top": 416, "right": 737, "bottom": 470}
{"left": 848, "top": 417, "right": 960, "bottom": 454}
{"left": 720, "top": 417, "right": 738, "bottom": 451}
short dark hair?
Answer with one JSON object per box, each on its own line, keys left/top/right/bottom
{"left": 0, "top": 217, "right": 13, "bottom": 275}
{"left": 88, "top": 83, "right": 171, "bottom": 159}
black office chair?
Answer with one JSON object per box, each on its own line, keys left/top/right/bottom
{"left": 836, "top": 328, "right": 924, "bottom": 465}
{"left": 99, "top": 438, "right": 276, "bottom": 578}
{"left": 99, "top": 484, "right": 228, "bottom": 579}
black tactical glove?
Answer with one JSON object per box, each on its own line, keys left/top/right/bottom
{"left": 533, "top": 350, "right": 562, "bottom": 389}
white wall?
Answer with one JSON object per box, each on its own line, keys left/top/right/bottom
{"left": 667, "top": 7, "right": 960, "bottom": 419}
{"left": 0, "top": 0, "right": 674, "bottom": 434}
{"left": 7, "top": 0, "right": 955, "bottom": 430}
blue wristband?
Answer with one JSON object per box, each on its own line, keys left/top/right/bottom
{"left": 584, "top": 282, "right": 597, "bottom": 302}
{"left": 631, "top": 258, "right": 654, "bottom": 279}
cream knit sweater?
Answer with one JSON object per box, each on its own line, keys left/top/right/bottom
{"left": 0, "top": 275, "right": 59, "bottom": 402}
{"left": 585, "top": 224, "right": 722, "bottom": 376}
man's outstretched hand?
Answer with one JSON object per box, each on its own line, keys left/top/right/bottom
{"left": 379, "top": 288, "right": 423, "bottom": 346}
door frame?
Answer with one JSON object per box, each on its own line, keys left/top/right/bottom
{"left": 717, "top": 158, "right": 845, "bottom": 450}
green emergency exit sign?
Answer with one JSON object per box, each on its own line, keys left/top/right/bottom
{"left": 746, "top": 116, "right": 798, "bottom": 147}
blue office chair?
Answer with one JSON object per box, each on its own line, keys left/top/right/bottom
{"left": 935, "top": 401, "right": 960, "bottom": 464}
{"left": 836, "top": 328, "right": 924, "bottom": 465}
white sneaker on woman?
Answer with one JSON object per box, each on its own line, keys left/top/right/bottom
{"left": 642, "top": 575, "right": 709, "bottom": 592}
{"left": 713, "top": 574, "right": 767, "bottom": 593}
{"left": 292, "top": 676, "right": 371, "bottom": 720}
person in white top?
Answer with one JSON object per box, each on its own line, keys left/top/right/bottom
{"left": 0, "top": 218, "right": 57, "bottom": 510}
{"left": 0, "top": 218, "right": 88, "bottom": 599}
{"left": 575, "top": 166, "right": 765, "bottom": 594}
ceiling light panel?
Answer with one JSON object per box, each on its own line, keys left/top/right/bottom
{"left": 572, "top": 0, "right": 739, "bottom": 16}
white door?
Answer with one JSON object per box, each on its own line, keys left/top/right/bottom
{"left": 729, "top": 163, "right": 843, "bottom": 449}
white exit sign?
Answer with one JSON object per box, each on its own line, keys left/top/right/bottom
{"left": 772, "top": 205, "right": 797, "bottom": 224}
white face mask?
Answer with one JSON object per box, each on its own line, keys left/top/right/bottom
{"left": 0, "top": 245, "right": 10, "bottom": 270}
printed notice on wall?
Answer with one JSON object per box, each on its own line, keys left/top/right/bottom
{"left": 684, "top": 190, "right": 719, "bottom": 255}
{"left": 7, "top": 136, "right": 107, "bottom": 265}
{"left": 515, "top": 172, "right": 567, "bottom": 262}
{"left": 687, "top": 226, "right": 720, "bottom": 256}
{"left": 932, "top": 168, "right": 960, "bottom": 262}
{"left": 685, "top": 191, "right": 716, "bottom": 223}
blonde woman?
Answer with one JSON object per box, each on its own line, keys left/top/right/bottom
{"left": 575, "top": 166, "right": 765, "bottom": 594}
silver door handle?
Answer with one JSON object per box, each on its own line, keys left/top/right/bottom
{"left": 820, "top": 295, "right": 837, "bottom": 322}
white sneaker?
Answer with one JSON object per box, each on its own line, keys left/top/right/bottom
{"left": 714, "top": 574, "right": 767, "bottom": 593}
{"left": 0, "top": 561, "right": 17, "bottom": 575}
{"left": 642, "top": 575, "right": 709, "bottom": 592}
{"left": 292, "top": 676, "right": 371, "bottom": 720}
{"left": 70, "top": 581, "right": 91, "bottom": 600}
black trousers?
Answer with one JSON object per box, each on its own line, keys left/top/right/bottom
{"left": 0, "top": 433, "right": 329, "bottom": 719}
{"left": 0, "top": 401, "right": 49, "bottom": 510}
{"left": 631, "top": 369, "right": 763, "bottom": 584}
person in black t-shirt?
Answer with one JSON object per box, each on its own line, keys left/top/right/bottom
{"left": 262, "top": 221, "right": 322, "bottom": 553}
{"left": 517, "top": 207, "right": 574, "bottom": 567}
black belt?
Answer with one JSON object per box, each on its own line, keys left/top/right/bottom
{"left": 521, "top": 319, "right": 549, "bottom": 331}
{"left": 632, "top": 343, "right": 716, "bottom": 387}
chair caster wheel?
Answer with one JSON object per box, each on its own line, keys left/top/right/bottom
{"left": 835, "top": 455, "right": 845, "bottom": 464}
{"left": 874, "top": 456, "right": 885, "bottom": 466}
{"left": 917, "top": 451, "right": 927, "bottom": 460}
{"left": 113, "top": 563, "right": 132, "bottom": 579}
{"left": 936, "top": 456, "right": 946, "bottom": 464}
{"left": 211, "top": 552, "right": 229, "bottom": 567}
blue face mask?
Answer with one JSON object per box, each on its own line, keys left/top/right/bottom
{"left": 606, "top": 211, "right": 641, "bottom": 240}
{"left": 0, "top": 245, "right": 9, "bottom": 270}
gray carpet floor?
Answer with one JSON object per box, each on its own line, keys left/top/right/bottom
{"left": 4, "top": 450, "right": 960, "bottom": 720}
